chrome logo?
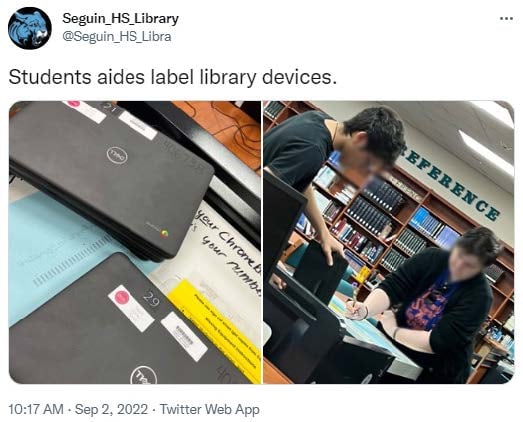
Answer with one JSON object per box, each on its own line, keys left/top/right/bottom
{"left": 160, "top": 229, "right": 169, "bottom": 238}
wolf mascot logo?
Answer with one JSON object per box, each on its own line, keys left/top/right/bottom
{"left": 8, "top": 8, "right": 51, "bottom": 49}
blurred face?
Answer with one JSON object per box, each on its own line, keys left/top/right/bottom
{"left": 338, "top": 131, "right": 385, "bottom": 177}
{"left": 448, "top": 246, "right": 484, "bottom": 281}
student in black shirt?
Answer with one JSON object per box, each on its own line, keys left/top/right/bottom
{"left": 264, "top": 107, "right": 405, "bottom": 266}
{"left": 346, "top": 227, "right": 501, "bottom": 383}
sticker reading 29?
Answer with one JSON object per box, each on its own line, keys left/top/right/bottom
{"left": 143, "top": 290, "right": 161, "bottom": 308}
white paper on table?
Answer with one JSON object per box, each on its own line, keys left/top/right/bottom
{"left": 148, "top": 201, "right": 261, "bottom": 348}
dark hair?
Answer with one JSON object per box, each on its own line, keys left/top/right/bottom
{"left": 343, "top": 106, "right": 405, "bottom": 166}
{"left": 454, "top": 227, "right": 503, "bottom": 266}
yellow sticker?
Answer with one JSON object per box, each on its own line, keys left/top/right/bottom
{"left": 167, "top": 279, "right": 261, "bottom": 384}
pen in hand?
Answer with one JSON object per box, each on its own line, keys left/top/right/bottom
{"left": 352, "top": 282, "right": 360, "bottom": 307}
{"left": 350, "top": 281, "right": 361, "bottom": 318}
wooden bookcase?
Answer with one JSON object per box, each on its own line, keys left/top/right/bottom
{"left": 263, "top": 100, "right": 514, "bottom": 382}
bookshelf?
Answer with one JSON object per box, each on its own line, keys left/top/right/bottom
{"left": 264, "top": 100, "right": 515, "bottom": 382}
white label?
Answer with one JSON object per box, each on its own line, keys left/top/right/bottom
{"left": 62, "top": 101, "right": 106, "bottom": 124}
{"left": 161, "top": 312, "right": 208, "bottom": 362}
{"left": 108, "top": 285, "right": 154, "bottom": 333}
{"left": 118, "top": 111, "right": 157, "bottom": 141}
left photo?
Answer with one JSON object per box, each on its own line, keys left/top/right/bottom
{"left": 8, "top": 101, "right": 261, "bottom": 384}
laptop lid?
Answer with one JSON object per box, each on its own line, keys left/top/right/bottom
{"left": 293, "top": 240, "right": 348, "bottom": 305}
{"left": 9, "top": 253, "right": 248, "bottom": 384}
{"left": 9, "top": 101, "right": 214, "bottom": 258}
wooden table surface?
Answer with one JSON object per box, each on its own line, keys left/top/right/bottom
{"left": 263, "top": 358, "right": 293, "bottom": 384}
{"left": 172, "top": 101, "right": 261, "bottom": 172}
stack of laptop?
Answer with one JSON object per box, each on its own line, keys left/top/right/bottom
{"left": 10, "top": 253, "right": 248, "bottom": 384}
{"left": 9, "top": 101, "right": 214, "bottom": 262}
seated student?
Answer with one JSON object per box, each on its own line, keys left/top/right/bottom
{"left": 346, "top": 227, "right": 501, "bottom": 383}
{"left": 264, "top": 106, "right": 405, "bottom": 272}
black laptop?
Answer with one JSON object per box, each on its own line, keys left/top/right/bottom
{"left": 9, "top": 253, "right": 248, "bottom": 384}
{"left": 292, "top": 241, "right": 348, "bottom": 305}
{"left": 9, "top": 101, "right": 214, "bottom": 261}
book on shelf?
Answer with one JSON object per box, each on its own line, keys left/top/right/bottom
{"left": 434, "top": 226, "right": 459, "bottom": 249}
{"left": 380, "top": 249, "right": 407, "bottom": 272}
{"left": 328, "top": 151, "right": 341, "bottom": 167}
{"left": 334, "top": 183, "right": 357, "bottom": 205}
{"left": 487, "top": 324, "right": 514, "bottom": 357}
{"left": 332, "top": 218, "right": 352, "bottom": 238}
{"left": 501, "top": 336, "right": 515, "bottom": 358}
{"left": 381, "top": 171, "right": 424, "bottom": 202}
{"left": 484, "top": 263, "right": 504, "bottom": 284}
{"left": 395, "top": 228, "right": 426, "bottom": 255}
{"left": 360, "top": 242, "right": 385, "bottom": 264}
{"left": 410, "top": 207, "right": 435, "bottom": 235}
{"left": 314, "top": 190, "right": 331, "bottom": 212}
{"left": 324, "top": 202, "right": 342, "bottom": 222}
{"left": 500, "top": 335, "right": 514, "bottom": 357}
{"left": 263, "top": 101, "right": 285, "bottom": 119}
{"left": 313, "top": 189, "right": 341, "bottom": 222}
{"left": 347, "top": 197, "right": 393, "bottom": 238}
{"left": 503, "top": 313, "right": 515, "bottom": 333}
{"left": 498, "top": 359, "right": 515, "bottom": 375}
{"left": 362, "top": 177, "right": 405, "bottom": 214}
{"left": 332, "top": 219, "right": 384, "bottom": 264}
{"left": 314, "top": 166, "right": 337, "bottom": 188}
{"left": 334, "top": 184, "right": 357, "bottom": 205}
{"left": 409, "top": 207, "right": 459, "bottom": 250}
{"left": 296, "top": 214, "right": 315, "bottom": 237}
{"left": 314, "top": 166, "right": 357, "bottom": 205}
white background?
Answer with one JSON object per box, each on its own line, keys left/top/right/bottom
{"left": 2, "top": 0, "right": 522, "bottom": 421}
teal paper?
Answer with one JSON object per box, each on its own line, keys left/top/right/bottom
{"left": 329, "top": 295, "right": 413, "bottom": 361}
{"left": 9, "top": 192, "right": 159, "bottom": 326}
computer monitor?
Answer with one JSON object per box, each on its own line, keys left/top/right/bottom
{"left": 262, "top": 171, "right": 307, "bottom": 284}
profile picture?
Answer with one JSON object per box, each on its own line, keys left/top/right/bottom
{"left": 8, "top": 7, "right": 52, "bottom": 50}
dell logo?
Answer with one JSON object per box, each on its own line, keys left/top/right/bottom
{"left": 106, "top": 146, "right": 128, "bottom": 165}
{"left": 130, "top": 366, "right": 157, "bottom": 384}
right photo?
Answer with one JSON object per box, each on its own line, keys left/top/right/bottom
{"left": 262, "top": 101, "right": 514, "bottom": 384}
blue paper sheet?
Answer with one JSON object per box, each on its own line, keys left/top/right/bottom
{"left": 9, "top": 192, "right": 159, "bottom": 326}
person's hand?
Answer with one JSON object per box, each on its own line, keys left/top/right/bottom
{"left": 270, "top": 261, "right": 287, "bottom": 290}
{"left": 380, "top": 310, "right": 398, "bottom": 337}
{"left": 270, "top": 273, "right": 286, "bottom": 290}
{"left": 318, "top": 232, "right": 345, "bottom": 266}
{"left": 345, "top": 300, "right": 368, "bottom": 320}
